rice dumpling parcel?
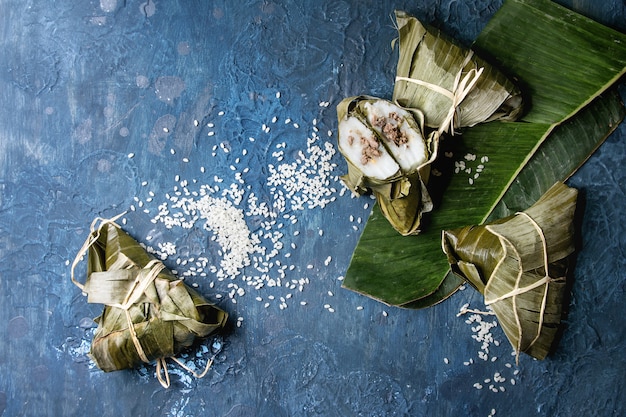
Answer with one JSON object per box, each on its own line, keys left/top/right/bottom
{"left": 337, "top": 13, "right": 524, "bottom": 236}
{"left": 337, "top": 96, "right": 435, "bottom": 235}
{"left": 393, "top": 10, "right": 524, "bottom": 133}
{"left": 70, "top": 215, "right": 228, "bottom": 387}
{"left": 442, "top": 182, "right": 577, "bottom": 361}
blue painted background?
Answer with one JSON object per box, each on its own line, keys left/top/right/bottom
{"left": 0, "top": 1, "right": 624, "bottom": 416}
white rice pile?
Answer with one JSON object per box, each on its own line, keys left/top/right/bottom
{"left": 129, "top": 95, "right": 355, "bottom": 319}
{"left": 456, "top": 303, "right": 521, "bottom": 395}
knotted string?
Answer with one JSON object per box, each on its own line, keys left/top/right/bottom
{"left": 395, "top": 51, "right": 484, "bottom": 136}
{"left": 485, "top": 211, "right": 561, "bottom": 364}
{"left": 456, "top": 306, "right": 496, "bottom": 317}
{"left": 70, "top": 212, "right": 127, "bottom": 292}
{"left": 70, "top": 214, "right": 215, "bottom": 389}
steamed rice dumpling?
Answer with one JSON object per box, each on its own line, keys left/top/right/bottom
{"left": 336, "top": 12, "right": 524, "bottom": 235}
{"left": 337, "top": 95, "right": 435, "bottom": 235}
{"left": 442, "top": 182, "right": 577, "bottom": 360}
{"left": 71, "top": 216, "right": 228, "bottom": 386}
{"left": 393, "top": 10, "right": 524, "bottom": 132}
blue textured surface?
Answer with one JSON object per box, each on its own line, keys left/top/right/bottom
{"left": 0, "top": 1, "right": 624, "bottom": 416}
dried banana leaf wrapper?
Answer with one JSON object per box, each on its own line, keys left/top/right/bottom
{"left": 392, "top": 10, "right": 524, "bottom": 132}
{"left": 337, "top": 95, "right": 435, "bottom": 235}
{"left": 442, "top": 182, "right": 577, "bottom": 360}
{"left": 342, "top": 0, "right": 625, "bottom": 308}
{"left": 71, "top": 217, "right": 228, "bottom": 378}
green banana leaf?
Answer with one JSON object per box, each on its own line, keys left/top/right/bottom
{"left": 341, "top": 0, "right": 626, "bottom": 307}
{"left": 488, "top": 90, "right": 626, "bottom": 219}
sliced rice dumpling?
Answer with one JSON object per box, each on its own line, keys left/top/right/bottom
{"left": 442, "top": 182, "right": 577, "bottom": 360}
{"left": 393, "top": 10, "right": 524, "bottom": 132}
{"left": 71, "top": 216, "right": 228, "bottom": 386}
{"left": 337, "top": 95, "right": 435, "bottom": 235}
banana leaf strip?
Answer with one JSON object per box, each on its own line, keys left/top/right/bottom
{"left": 442, "top": 182, "right": 577, "bottom": 360}
{"left": 342, "top": 0, "right": 626, "bottom": 307}
{"left": 337, "top": 95, "right": 435, "bottom": 235}
{"left": 71, "top": 216, "right": 228, "bottom": 387}
{"left": 392, "top": 10, "right": 524, "bottom": 132}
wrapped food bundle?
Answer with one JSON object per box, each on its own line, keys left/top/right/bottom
{"left": 71, "top": 216, "right": 228, "bottom": 387}
{"left": 442, "top": 182, "right": 577, "bottom": 360}
{"left": 337, "top": 95, "right": 435, "bottom": 235}
{"left": 337, "top": 12, "right": 525, "bottom": 236}
{"left": 393, "top": 10, "right": 524, "bottom": 133}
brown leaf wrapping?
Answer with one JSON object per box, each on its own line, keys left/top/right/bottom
{"left": 442, "top": 182, "right": 577, "bottom": 360}
{"left": 393, "top": 10, "right": 524, "bottom": 132}
{"left": 72, "top": 217, "right": 228, "bottom": 374}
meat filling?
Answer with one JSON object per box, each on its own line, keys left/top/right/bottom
{"left": 373, "top": 112, "right": 408, "bottom": 146}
